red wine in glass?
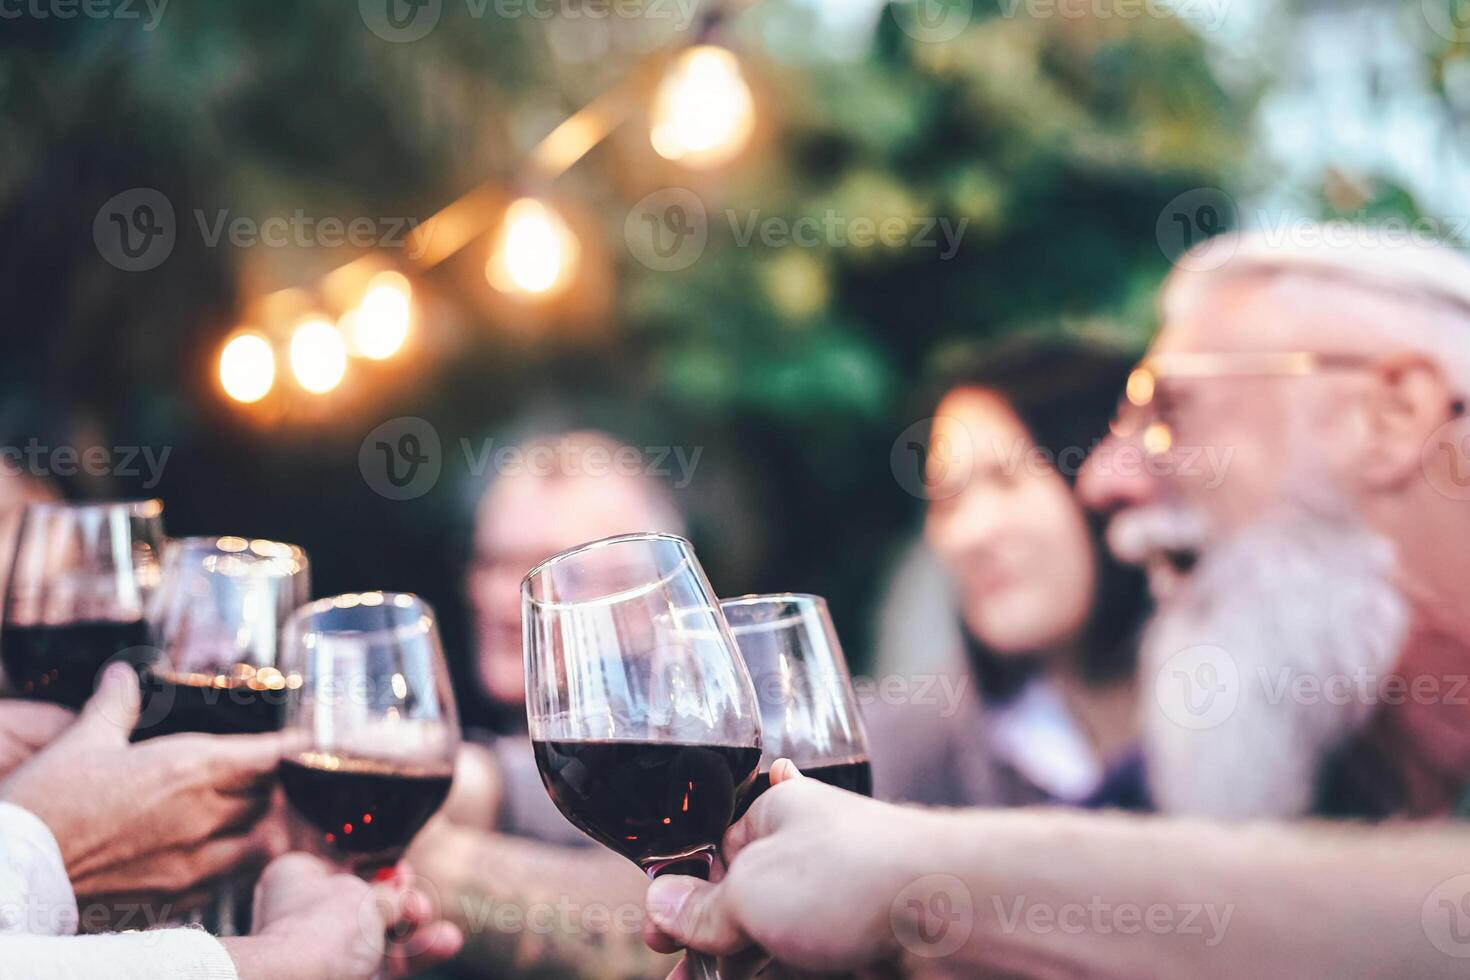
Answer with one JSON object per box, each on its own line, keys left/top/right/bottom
{"left": 533, "top": 739, "right": 760, "bottom": 874}
{"left": 279, "top": 753, "right": 454, "bottom": 857}
{"left": 1, "top": 618, "right": 154, "bottom": 708}
{"left": 132, "top": 667, "right": 290, "bottom": 740}
{"left": 733, "top": 756, "right": 872, "bottom": 821}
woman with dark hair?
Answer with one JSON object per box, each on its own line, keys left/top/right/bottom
{"left": 869, "top": 334, "right": 1153, "bottom": 810}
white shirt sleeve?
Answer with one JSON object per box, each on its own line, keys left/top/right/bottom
{"left": 0, "top": 929, "right": 240, "bottom": 980}
{"left": 0, "top": 802, "right": 76, "bottom": 936}
{"left": 0, "top": 802, "right": 240, "bottom": 980}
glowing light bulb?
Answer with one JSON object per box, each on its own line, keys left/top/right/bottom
{"left": 289, "top": 317, "right": 347, "bottom": 394}
{"left": 486, "top": 198, "right": 579, "bottom": 298}
{"left": 349, "top": 271, "right": 412, "bottom": 360}
{"left": 219, "top": 333, "right": 275, "bottom": 404}
{"left": 650, "top": 45, "right": 755, "bottom": 168}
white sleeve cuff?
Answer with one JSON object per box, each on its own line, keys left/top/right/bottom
{"left": 0, "top": 927, "right": 240, "bottom": 980}
{"left": 0, "top": 801, "right": 78, "bottom": 936}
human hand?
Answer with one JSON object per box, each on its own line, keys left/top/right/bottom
{"left": 643, "top": 760, "right": 941, "bottom": 975}
{"left": 0, "top": 663, "right": 284, "bottom": 917}
{"left": 0, "top": 698, "right": 75, "bottom": 779}
{"left": 223, "top": 853, "right": 464, "bottom": 980}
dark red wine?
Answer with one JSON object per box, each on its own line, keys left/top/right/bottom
{"left": 279, "top": 754, "right": 453, "bottom": 856}
{"left": 0, "top": 619, "right": 154, "bottom": 708}
{"left": 532, "top": 739, "right": 761, "bottom": 874}
{"left": 733, "top": 757, "right": 873, "bottom": 821}
{"left": 131, "top": 667, "right": 288, "bottom": 740}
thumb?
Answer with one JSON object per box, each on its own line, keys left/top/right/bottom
{"left": 75, "top": 663, "right": 141, "bottom": 743}
{"left": 768, "top": 758, "right": 804, "bottom": 786}
{"left": 646, "top": 876, "right": 747, "bottom": 957}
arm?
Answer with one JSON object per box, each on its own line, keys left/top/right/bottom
{"left": 927, "top": 807, "right": 1468, "bottom": 979}
{"left": 645, "top": 769, "right": 1470, "bottom": 979}
{"left": 409, "top": 820, "right": 677, "bottom": 979}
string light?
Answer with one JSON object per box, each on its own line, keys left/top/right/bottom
{"left": 485, "top": 198, "right": 580, "bottom": 298}
{"left": 650, "top": 45, "right": 755, "bottom": 168}
{"left": 289, "top": 317, "right": 348, "bottom": 394}
{"left": 221, "top": 22, "right": 758, "bottom": 406}
{"left": 348, "top": 271, "right": 413, "bottom": 360}
{"left": 219, "top": 333, "right": 276, "bottom": 404}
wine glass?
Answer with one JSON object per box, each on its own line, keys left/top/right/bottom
{"left": 133, "top": 536, "right": 310, "bottom": 741}
{"left": 1, "top": 499, "right": 166, "bottom": 707}
{"left": 720, "top": 593, "right": 871, "bottom": 820}
{"left": 523, "top": 532, "right": 762, "bottom": 980}
{"left": 278, "top": 592, "right": 460, "bottom": 875}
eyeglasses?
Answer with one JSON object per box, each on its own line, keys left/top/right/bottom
{"left": 1113, "top": 349, "right": 1466, "bottom": 455}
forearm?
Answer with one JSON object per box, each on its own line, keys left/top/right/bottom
{"left": 409, "top": 821, "right": 675, "bottom": 979}
{"left": 922, "top": 807, "right": 1470, "bottom": 979}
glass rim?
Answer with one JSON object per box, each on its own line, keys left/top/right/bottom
{"left": 171, "top": 535, "right": 308, "bottom": 563}
{"left": 287, "top": 591, "right": 431, "bottom": 637}
{"left": 25, "top": 498, "right": 164, "bottom": 518}
{"left": 719, "top": 593, "right": 830, "bottom": 635}
{"left": 520, "top": 531, "right": 695, "bottom": 593}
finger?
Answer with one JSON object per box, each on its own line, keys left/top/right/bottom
{"left": 646, "top": 876, "right": 748, "bottom": 957}
{"left": 177, "top": 733, "right": 286, "bottom": 789}
{"left": 387, "top": 920, "right": 463, "bottom": 978}
{"left": 184, "top": 831, "right": 276, "bottom": 886}
{"left": 74, "top": 663, "right": 141, "bottom": 743}
{"left": 768, "top": 758, "right": 803, "bottom": 785}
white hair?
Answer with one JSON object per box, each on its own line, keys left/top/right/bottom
{"left": 1162, "top": 224, "right": 1470, "bottom": 394}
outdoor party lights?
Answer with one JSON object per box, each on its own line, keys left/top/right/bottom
{"left": 289, "top": 317, "right": 348, "bottom": 394}
{"left": 486, "top": 198, "right": 580, "bottom": 298}
{"left": 219, "top": 333, "right": 276, "bottom": 404}
{"left": 348, "top": 271, "right": 413, "bottom": 360}
{"left": 650, "top": 45, "right": 755, "bottom": 168}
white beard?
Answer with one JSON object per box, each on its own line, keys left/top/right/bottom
{"left": 1141, "top": 508, "right": 1408, "bottom": 820}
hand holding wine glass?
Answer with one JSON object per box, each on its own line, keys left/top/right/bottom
{"left": 0, "top": 663, "right": 284, "bottom": 919}
{"left": 523, "top": 532, "right": 762, "bottom": 980}
{"left": 720, "top": 593, "right": 871, "bottom": 818}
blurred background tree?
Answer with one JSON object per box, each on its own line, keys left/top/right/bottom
{"left": 0, "top": 0, "right": 1286, "bottom": 693}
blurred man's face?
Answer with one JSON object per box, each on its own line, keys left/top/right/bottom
{"left": 469, "top": 470, "right": 673, "bottom": 708}
{"left": 1079, "top": 278, "right": 1410, "bottom": 818}
{"left": 925, "top": 389, "right": 1097, "bottom": 658}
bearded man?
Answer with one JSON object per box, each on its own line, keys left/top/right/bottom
{"left": 1080, "top": 225, "right": 1470, "bottom": 820}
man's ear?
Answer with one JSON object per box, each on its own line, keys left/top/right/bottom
{"left": 1356, "top": 356, "right": 1454, "bottom": 489}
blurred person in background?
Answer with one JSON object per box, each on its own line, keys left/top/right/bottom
{"left": 412, "top": 428, "right": 683, "bottom": 978}
{"left": 870, "top": 337, "right": 1152, "bottom": 811}
{"left": 1082, "top": 226, "right": 1470, "bottom": 820}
